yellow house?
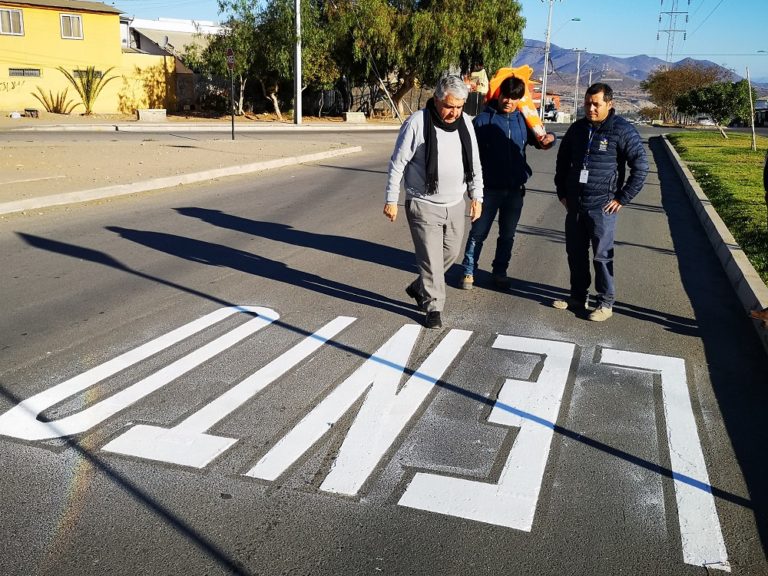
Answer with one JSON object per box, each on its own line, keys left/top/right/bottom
{"left": 0, "top": 0, "right": 177, "bottom": 114}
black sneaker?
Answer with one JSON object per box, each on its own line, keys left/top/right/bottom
{"left": 492, "top": 274, "right": 512, "bottom": 289}
{"left": 405, "top": 283, "right": 426, "bottom": 310}
{"left": 424, "top": 311, "right": 442, "bottom": 329}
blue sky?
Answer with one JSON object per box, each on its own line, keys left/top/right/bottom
{"left": 111, "top": 0, "right": 768, "bottom": 81}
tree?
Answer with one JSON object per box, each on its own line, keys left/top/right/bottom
{"left": 183, "top": 0, "right": 338, "bottom": 119}
{"left": 181, "top": 2, "right": 259, "bottom": 116}
{"left": 324, "top": 0, "right": 525, "bottom": 117}
{"left": 676, "top": 80, "right": 756, "bottom": 138}
{"left": 640, "top": 62, "right": 729, "bottom": 123}
{"left": 638, "top": 106, "right": 661, "bottom": 122}
{"left": 251, "top": 0, "right": 339, "bottom": 119}
{"left": 57, "top": 66, "right": 118, "bottom": 115}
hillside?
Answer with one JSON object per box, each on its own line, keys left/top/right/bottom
{"left": 511, "top": 40, "right": 765, "bottom": 115}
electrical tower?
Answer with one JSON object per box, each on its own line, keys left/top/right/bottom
{"left": 657, "top": 0, "right": 690, "bottom": 64}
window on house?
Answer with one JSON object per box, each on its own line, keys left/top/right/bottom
{"left": 73, "top": 69, "right": 103, "bottom": 79}
{"left": 9, "top": 68, "right": 41, "bottom": 77}
{"left": 60, "top": 14, "right": 83, "bottom": 39}
{"left": 0, "top": 8, "right": 24, "bottom": 35}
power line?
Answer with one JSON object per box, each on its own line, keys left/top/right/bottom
{"left": 691, "top": 0, "right": 725, "bottom": 35}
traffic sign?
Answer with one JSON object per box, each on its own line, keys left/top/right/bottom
{"left": 226, "top": 47, "right": 235, "bottom": 70}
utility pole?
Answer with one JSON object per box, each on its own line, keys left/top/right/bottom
{"left": 294, "top": 0, "right": 302, "bottom": 125}
{"left": 572, "top": 48, "right": 585, "bottom": 121}
{"left": 539, "top": 0, "right": 561, "bottom": 121}
{"left": 747, "top": 66, "right": 757, "bottom": 152}
{"left": 657, "top": 0, "right": 689, "bottom": 65}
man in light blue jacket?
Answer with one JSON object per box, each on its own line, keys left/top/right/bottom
{"left": 384, "top": 75, "right": 484, "bottom": 329}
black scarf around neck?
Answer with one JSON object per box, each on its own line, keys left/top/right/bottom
{"left": 424, "top": 97, "right": 474, "bottom": 195}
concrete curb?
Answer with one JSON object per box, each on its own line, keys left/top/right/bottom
{"left": 661, "top": 134, "right": 768, "bottom": 355}
{"left": 0, "top": 146, "right": 362, "bottom": 216}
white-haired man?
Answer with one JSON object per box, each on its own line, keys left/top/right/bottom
{"left": 384, "top": 75, "right": 484, "bottom": 329}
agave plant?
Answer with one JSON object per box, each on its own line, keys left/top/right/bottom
{"left": 57, "top": 65, "right": 119, "bottom": 115}
{"left": 31, "top": 86, "right": 79, "bottom": 114}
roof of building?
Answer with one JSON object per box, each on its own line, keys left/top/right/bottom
{"left": 2, "top": 0, "right": 122, "bottom": 14}
{"left": 133, "top": 27, "right": 211, "bottom": 55}
{"left": 128, "top": 17, "right": 223, "bottom": 35}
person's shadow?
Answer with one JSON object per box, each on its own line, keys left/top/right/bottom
{"left": 174, "top": 207, "right": 417, "bottom": 274}
{"left": 104, "top": 226, "right": 422, "bottom": 321}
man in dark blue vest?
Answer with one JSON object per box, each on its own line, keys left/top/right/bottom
{"left": 553, "top": 83, "right": 649, "bottom": 321}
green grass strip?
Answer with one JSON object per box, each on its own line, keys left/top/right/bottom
{"left": 667, "top": 131, "right": 768, "bottom": 284}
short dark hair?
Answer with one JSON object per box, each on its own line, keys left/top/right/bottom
{"left": 499, "top": 76, "right": 526, "bottom": 100}
{"left": 585, "top": 82, "right": 613, "bottom": 102}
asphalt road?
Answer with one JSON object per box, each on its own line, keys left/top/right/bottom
{"left": 0, "top": 128, "right": 766, "bottom": 576}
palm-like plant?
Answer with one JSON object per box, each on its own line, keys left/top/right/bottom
{"left": 57, "top": 65, "right": 119, "bottom": 115}
{"left": 31, "top": 86, "right": 79, "bottom": 114}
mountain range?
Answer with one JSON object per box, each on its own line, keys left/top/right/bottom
{"left": 512, "top": 40, "right": 768, "bottom": 90}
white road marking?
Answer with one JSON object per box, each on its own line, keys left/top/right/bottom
{"left": 0, "top": 306, "right": 278, "bottom": 441}
{"left": 245, "top": 325, "right": 472, "bottom": 496}
{"left": 398, "top": 336, "right": 574, "bottom": 531}
{"left": 102, "top": 316, "right": 357, "bottom": 468}
{"left": 600, "top": 349, "right": 730, "bottom": 572}
{"left": 1, "top": 307, "right": 731, "bottom": 571}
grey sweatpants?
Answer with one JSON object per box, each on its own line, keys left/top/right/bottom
{"left": 405, "top": 198, "right": 466, "bottom": 313}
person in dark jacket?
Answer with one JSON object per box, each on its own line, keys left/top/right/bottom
{"left": 460, "top": 76, "right": 555, "bottom": 290}
{"left": 750, "top": 153, "right": 768, "bottom": 327}
{"left": 553, "top": 82, "right": 649, "bottom": 321}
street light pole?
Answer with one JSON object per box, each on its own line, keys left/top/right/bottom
{"left": 746, "top": 66, "right": 757, "bottom": 152}
{"left": 294, "top": 0, "right": 302, "bottom": 125}
{"left": 572, "top": 48, "right": 585, "bottom": 121}
{"left": 539, "top": 0, "right": 558, "bottom": 121}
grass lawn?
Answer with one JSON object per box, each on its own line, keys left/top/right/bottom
{"left": 666, "top": 131, "right": 768, "bottom": 284}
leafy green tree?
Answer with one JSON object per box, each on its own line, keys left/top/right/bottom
{"left": 640, "top": 62, "right": 729, "bottom": 123}
{"left": 183, "top": 5, "right": 259, "bottom": 116}
{"left": 325, "top": 0, "right": 525, "bottom": 117}
{"left": 676, "top": 80, "right": 756, "bottom": 138}
{"left": 183, "top": 0, "right": 338, "bottom": 119}
{"left": 57, "top": 66, "right": 118, "bottom": 115}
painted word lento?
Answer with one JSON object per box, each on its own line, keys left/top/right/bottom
{"left": 0, "top": 306, "right": 730, "bottom": 572}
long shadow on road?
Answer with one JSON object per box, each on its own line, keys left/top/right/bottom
{"left": 174, "top": 207, "right": 417, "bottom": 274}
{"left": 103, "top": 226, "right": 420, "bottom": 322}
{"left": 650, "top": 135, "right": 768, "bottom": 557}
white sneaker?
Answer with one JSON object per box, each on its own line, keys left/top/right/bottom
{"left": 552, "top": 297, "right": 589, "bottom": 310}
{"left": 588, "top": 306, "right": 613, "bottom": 322}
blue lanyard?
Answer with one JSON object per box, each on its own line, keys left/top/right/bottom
{"left": 583, "top": 125, "right": 598, "bottom": 169}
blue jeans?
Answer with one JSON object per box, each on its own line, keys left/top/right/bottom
{"left": 461, "top": 187, "right": 525, "bottom": 277}
{"left": 564, "top": 207, "right": 616, "bottom": 307}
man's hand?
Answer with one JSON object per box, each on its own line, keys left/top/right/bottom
{"left": 470, "top": 199, "right": 482, "bottom": 222}
{"left": 383, "top": 203, "right": 398, "bottom": 222}
{"left": 603, "top": 199, "right": 622, "bottom": 214}
{"left": 541, "top": 132, "right": 556, "bottom": 149}
{"left": 559, "top": 197, "right": 568, "bottom": 209}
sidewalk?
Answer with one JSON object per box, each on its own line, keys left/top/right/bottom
{"left": 0, "top": 113, "right": 400, "bottom": 216}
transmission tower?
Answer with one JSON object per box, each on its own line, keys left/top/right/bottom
{"left": 657, "top": 0, "right": 690, "bottom": 64}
